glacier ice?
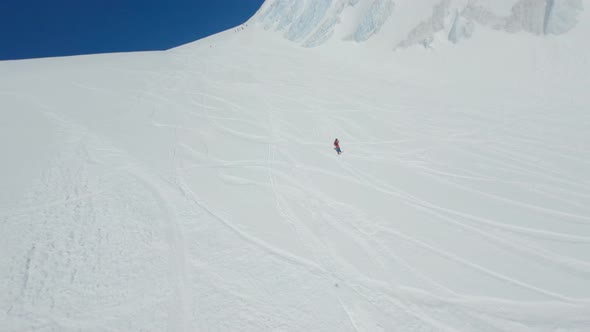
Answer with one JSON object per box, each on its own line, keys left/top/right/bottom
{"left": 287, "top": 0, "right": 333, "bottom": 41}
{"left": 354, "top": 0, "right": 394, "bottom": 42}
{"left": 448, "top": 10, "right": 474, "bottom": 43}
{"left": 544, "top": 0, "right": 584, "bottom": 34}
{"left": 257, "top": 0, "right": 398, "bottom": 46}
{"left": 254, "top": 0, "right": 585, "bottom": 48}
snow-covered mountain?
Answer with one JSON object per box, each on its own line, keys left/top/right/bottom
{"left": 255, "top": 0, "right": 584, "bottom": 47}
{"left": 1, "top": 1, "right": 590, "bottom": 331}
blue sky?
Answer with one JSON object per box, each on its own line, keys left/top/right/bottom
{"left": 0, "top": 0, "right": 265, "bottom": 60}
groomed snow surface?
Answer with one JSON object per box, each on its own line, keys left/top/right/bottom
{"left": 1, "top": 7, "right": 590, "bottom": 331}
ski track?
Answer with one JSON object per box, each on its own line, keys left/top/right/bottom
{"left": 326, "top": 163, "right": 588, "bottom": 302}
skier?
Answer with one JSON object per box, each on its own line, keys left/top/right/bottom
{"left": 334, "top": 138, "right": 342, "bottom": 155}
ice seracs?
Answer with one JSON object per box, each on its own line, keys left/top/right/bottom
{"left": 255, "top": 0, "right": 584, "bottom": 48}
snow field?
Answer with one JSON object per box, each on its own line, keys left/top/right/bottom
{"left": 1, "top": 16, "right": 590, "bottom": 331}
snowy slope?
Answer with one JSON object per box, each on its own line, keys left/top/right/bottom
{"left": 1, "top": 1, "right": 590, "bottom": 331}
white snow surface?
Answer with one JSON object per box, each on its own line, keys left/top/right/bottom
{"left": 1, "top": 2, "right": 590, "bottom": 331}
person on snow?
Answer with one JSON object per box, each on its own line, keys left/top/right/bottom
{"left": 334, "top": 138, "right": 342, "bottom": 155}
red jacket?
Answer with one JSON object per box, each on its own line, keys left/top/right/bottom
{"left": 334, "top": 139, "right": 340, "bottom": 148}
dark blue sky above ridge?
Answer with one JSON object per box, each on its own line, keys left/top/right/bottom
{"left": 0, "top": 0, "right": 265, "bottom": 60}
